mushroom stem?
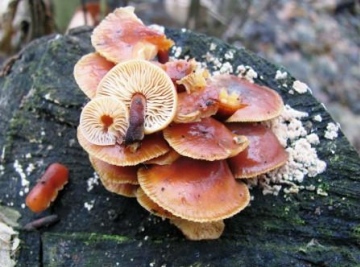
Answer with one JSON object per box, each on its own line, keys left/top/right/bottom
{"left": 157, "top": 49, "right": 169, "bottom": 63}
{"left": 124, "top": 93, "right": 147, "bottom": 145}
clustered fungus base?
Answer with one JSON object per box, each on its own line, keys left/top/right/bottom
{"left": 74, "top": 6, "right": 289, "bottom": 240}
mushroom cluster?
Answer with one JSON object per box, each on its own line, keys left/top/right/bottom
{"left": 74, "top": 7, "right": 288, "bottom": 240}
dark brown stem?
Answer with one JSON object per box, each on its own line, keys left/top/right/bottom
{"left": 124, "top": 93, "right": 146, "bottom": 145}
{"left": 157, "top": 49, "right": 169, "bottom": 64}
{"left": 23, "top": 214, "right": 59, "bottom": 231}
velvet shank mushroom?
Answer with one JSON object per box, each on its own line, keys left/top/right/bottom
{"left": 138, "top": 156, "right": 250, "bottom": 222}
{"left": 136, "top": 188, "right": 225, "bottom": 240}
{"left": 90, "top": 155, "right": 139, "bottom": 197}
{"left": 79, "top": 96, "right": 129, "bottom": 146}
{"left": 77, "top": 130, "right": 170, "bottom": 166}
{"left": 73, "top": 52, "right": 115, "bottom": 99}
{"left": 91, "top": 6, "right": 174, "bottom": 63}
{"left": 96, "top": 59, "right": 177, "bottom": 144}
{"left": 209, "top": 74, "right": 284, "bottom": 121}
{"left": 73, "top": 6, "right": 290, "bottom": 241}
{"left": 227, "top": 123, "right": 288, "bottom": 178}
{"left": 163, "top": 117, "right": 248, "bottom": 161}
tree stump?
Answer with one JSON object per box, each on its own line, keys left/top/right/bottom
{"left": 0, "top": 27, "right": 359, "bottom": 267}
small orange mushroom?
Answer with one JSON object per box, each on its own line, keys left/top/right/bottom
{"left": 209, "top": 74, "right": 284, "bottom": 122}
{"left": 163, "top": 117, "right": 248, "bottom": 161}
{"left": 173, "top": 83, "right": 219, "bottom": 123}
{"left": 227, "top": 123, "right": 288, "bottom": 178}
{"left": 91, "top": 6, "right": 174, "bottom": 63}
{"left": 138, "top": 157, "right": 250, "bottom": 222}
{"left": 25, "top": 163, "right": 69, "bottom": 213}
{"left": 77, "top": 129, "right": 170, "bottom": 166}
{"left": 73, "top": 52, "right": 114, "bottom": 99}
{"left": 96, "top": 59, "right": 177, "bottom": 144}
{"left": 160, "top": 59, "right": 196, "bottom": 88}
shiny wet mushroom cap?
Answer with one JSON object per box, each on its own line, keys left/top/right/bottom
{"left": 209, "top": 74, "right": 284, "bottom": 122}
{"left": 227, "top": 123, "right": 288, "bottom": 178}
{"left": 91, "top": 6, "right": 173, "bottom": 63}
{"left": 79, "top": 96, "right": 129, "bottom": 146}
{"left": 89, "top": 155, "right": 139, "bottom": 185}
{"left": 73, "top": 52, "right": 114, "bottom": 99}
{"left": 77, "top": 129, "right": 170, "bottom": 166}
{"left": 96, "top": 59, "right": 177, "bottom": 143}
{"left": 163, "top": 117, "right": 249, "bottom": 161}
{"left": 138, "top": 157, "right": 250, "bottom": 222}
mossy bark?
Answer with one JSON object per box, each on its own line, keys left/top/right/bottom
{"left": 0, "top": 27, "right": 359, "bottom": 267}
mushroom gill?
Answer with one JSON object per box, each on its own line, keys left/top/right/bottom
{"left": 79, "top": 96, "right": 129, "bottom": 146}
{"left": 96, "top": 59, "right": 177, "bottom": 145}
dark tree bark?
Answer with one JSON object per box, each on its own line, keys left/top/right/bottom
{"left": 0, "top": 27, "right": 359, "bottom": 267}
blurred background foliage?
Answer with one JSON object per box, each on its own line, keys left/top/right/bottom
{"left": 0, "top": 0, "right": 359, "bottom": 152}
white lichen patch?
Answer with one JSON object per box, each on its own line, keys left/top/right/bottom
{"left": 209, "top": 42, "right": 217, "bottom": 51}
{"left": 13, "top": 160, "right": 29, "bottom": 189}
{"left": 313, "top": 114, "right": 322, "bottom": 122}
{"left": 236, "top": 65, "right": 258, "bottom": 82}
{"left": 171, "top": 45, "right": 182, "bottom": 58}
{"left": 292, "top": 80, "right": 309, "bottom": 94}
{"left": 84, "top": 199, "right": 95, "bottom": 211}
{"left": 275, "top": 70, "right": 288, "bottom": 80}
{"left": 324, "top": 122, "right": 340, "bottom": 140}
{"left": 0, "top": 222, "right": 19, "bottom": 267}
{"left": 258, "top": 105, "right": 327, "bottom": 196}
{"left": 87, "top": 172, "right": 100, "bottom": 192}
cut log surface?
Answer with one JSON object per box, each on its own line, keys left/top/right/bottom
{"left": 0, "top": 27, "right": 359, "bottom": 267}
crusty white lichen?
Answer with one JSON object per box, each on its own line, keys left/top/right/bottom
{"left": 292, "top": 80, "right": 309, "bottom": 94}
{"left": 258, "top": 105, "right": 327, "bottom": 195}
{"left": 324, "top": 122, "right": 340, "bottom": 140}
{"left": 275, "top": 70, "right": 288, "bottom": 80}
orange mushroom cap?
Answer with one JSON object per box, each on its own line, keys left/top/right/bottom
{"left": 163, "top": 117, "right": 249, "bottom": 161}
{"left": 77, "top": 129, "right": 170, "bottom": 166}
{"left": 209, "top": 74, "right": 284, "bottom": 122}
{"left": 138, "top": 157, "right": 250, "bottom": 222}
{"left": 136, "top": 187, "right": 176, "bottom": 219}
{"left": 144, "top": 148, "right": 181, "bottom": 165}
{"left": 174, "top": 83, "right": 219, "bottom": 123}
{"left": 227, "top": 123, "right": 288, "bottom": 178}
{"left": 73, "top": 52, "right": 114, "bottom": 99}
{"left": 91, "top": 6, "right": 174, "bottom": 63}
{"left": 89, "top": 155, "right": 139, "bottom": 185}
{"left": 137, "top": 187, "right": 224, "bottom": 240}
{"left": 160, "top": 59, "right": 196, "bottom": 87}
{"left": 101, "top": 181, "right": 138, "bottom": 197}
